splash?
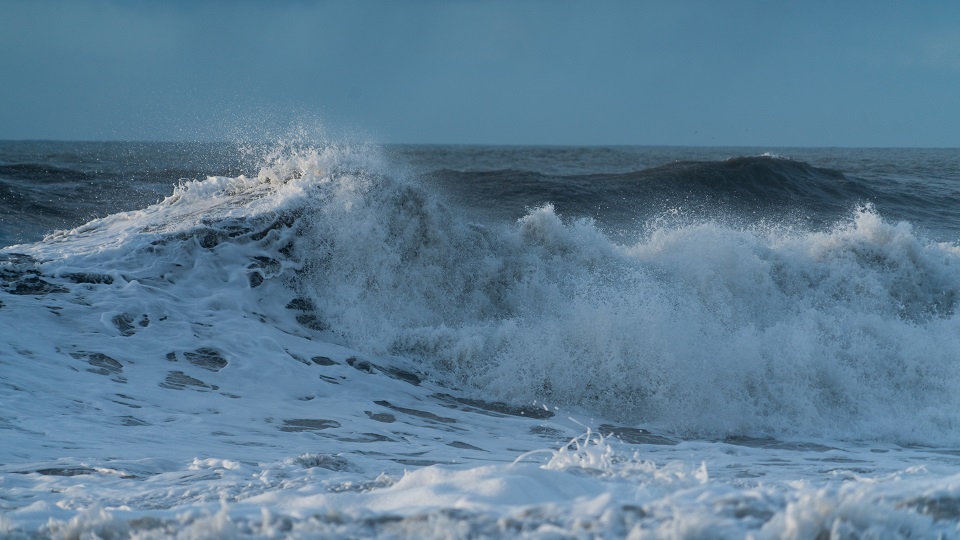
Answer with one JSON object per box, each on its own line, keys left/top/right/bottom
{"left": 14, "top": 142, "right": 960, "bottom": 445}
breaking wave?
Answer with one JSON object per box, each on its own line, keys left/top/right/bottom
{"left": 14, "top": 143, "right": 960, "bottom": 445}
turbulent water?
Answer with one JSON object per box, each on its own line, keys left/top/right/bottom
{"left": 3, "top": 141, "right": 960, "bottom": 538}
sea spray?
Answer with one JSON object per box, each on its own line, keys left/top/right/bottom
{"left": 480, "top": 205, "right": 960, "bottom": 442}
{"left": 17, "top": 142, "right": 960, "bottom": 444}
{"left": 57, "top": 142, "right": 950, "bottom": 445}
{"left": 204, "top": 144, "right": 960, "bottom": 442}
{"left": 5, "top": 141, "right": 960, "bottom": 537}
{"left": 235, "top": 145, "right": 960, "bottom": 443}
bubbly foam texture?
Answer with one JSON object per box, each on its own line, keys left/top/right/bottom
{"left": 172, "top": 144, "right": 960, "bottom": 445}
{"left": 20, "top": 143, "right": 960, "bottom": 445}
{"left": 496, "top": 207, "right": 960, "bottom": 441}
{"left": 6, "top": 143, "right": 960, "bottom": 537}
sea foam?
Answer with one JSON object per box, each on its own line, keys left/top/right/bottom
{"left": 201, "top": 146, "right": 960, "bottom": 445}
{"left": 5, "top": 142, "right": 960, "bottom": 537}
{"left": 12, "top": 143, "right": 960, "bottom": 445}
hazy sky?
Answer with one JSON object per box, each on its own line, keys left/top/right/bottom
{"left": 2, "top": 0, "right": 958, "bottom": 146}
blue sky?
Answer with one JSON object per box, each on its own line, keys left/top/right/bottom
{"left": 2, "top": 0, "right": 958, "bottom": 146}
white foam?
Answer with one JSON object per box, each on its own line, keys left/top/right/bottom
{"left": 254, "top": 148, "right": 960, "bottom": 443}
{"left": 3, "top": 143, "right": 960, "bottom": 536}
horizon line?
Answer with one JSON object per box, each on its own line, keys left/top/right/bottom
{"left": 1, "top": 139, "right": 957, "bottom": 150}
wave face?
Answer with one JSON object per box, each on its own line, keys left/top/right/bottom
{"left": 425, "top": 155, "right": 863, "bottom": 228}
{"left": 9, "top": 143, "right": 960, "bottom": 445}
{"left": 0, "top": 141, "right": 250, "bottom": 246}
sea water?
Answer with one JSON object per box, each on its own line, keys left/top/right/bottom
{"left": 2, "top": 141, "right": 960, "bottom": 538}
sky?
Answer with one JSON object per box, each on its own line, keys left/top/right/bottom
{"left": 1, "top": 0, "right": 959, "bottom": 147}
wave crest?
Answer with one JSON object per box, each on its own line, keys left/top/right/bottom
{"left": 15, "top": 143, "right": 960, "bottom": 444}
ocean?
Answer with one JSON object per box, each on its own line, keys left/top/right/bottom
{"left": 2, "top": 140, "right": 960, "bottom": 538}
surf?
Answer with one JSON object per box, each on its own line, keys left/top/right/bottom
{"left": 6, "top": 142, "right": 960, "bottom": 445}
{"left": 5, "top": 141, "right": 960, "bottom": 537}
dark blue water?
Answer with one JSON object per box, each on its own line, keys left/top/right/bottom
{"left": 1, "top": 142, "right": 958, "bottom": 248}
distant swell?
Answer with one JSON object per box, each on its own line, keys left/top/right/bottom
{"left": 427, "top": 155, "right": 875, "bottom": 231}
{"left": 634, "top": 155, "right": 866, "bottom": 204}
{"left": 0, "top": 163, "right": 95, "bottom": 183}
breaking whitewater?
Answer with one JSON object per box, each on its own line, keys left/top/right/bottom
{"left": 3, "top": 142, "right": 960, "bottom": 538}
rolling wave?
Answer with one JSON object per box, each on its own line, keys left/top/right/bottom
{"left": 7, "top": 145, "right": 960, "bottom": 444}
{"left": 427, "top": 155, "right": 880, "bottom": 232}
